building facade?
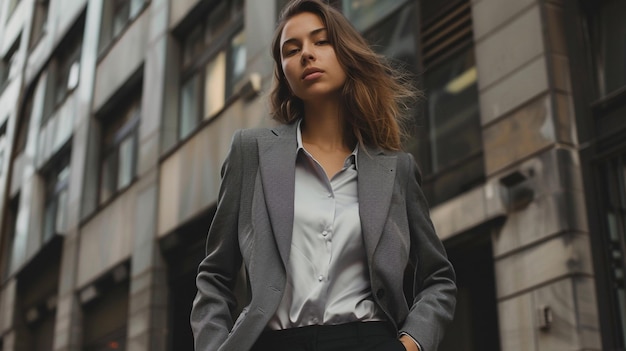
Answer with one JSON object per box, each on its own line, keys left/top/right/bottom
{"left": 0, "top": 0, "right": 623, "bottom": 350}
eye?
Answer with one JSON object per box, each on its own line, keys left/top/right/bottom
{"left": 316, "top": 39, "right": 330, "bottom": 45}
{"left": 284, "top": 47, "right": 300, "bottom": 57}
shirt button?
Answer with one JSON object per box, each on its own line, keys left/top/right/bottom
{"left": 327, "top": 193, "right": 333, "bottom": 198}
{"left": 318, "top": 275, "right": 324, "bottom": 282}
{"left": 322, "top": 230, "right": 328, "bottom": 236}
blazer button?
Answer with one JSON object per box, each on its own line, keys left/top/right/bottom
{"left": 376, "top": 288, "right": 385, "bottom": 299}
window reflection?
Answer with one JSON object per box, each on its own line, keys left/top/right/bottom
{"left": 228, "top": 30, "right": 247, "bottom": 95}
{"left": 342, "top": 0, "right": 407, "bottom": 32}
{"left": 205, "top": 52, "right": 226, "bottom": 119}
{"left": 425, "top": 49, "right": 480, "bottom": 172}
{"left": 176, "top": 1, "right": 245, "bottom": 142}
{"left": 43, "top": 159, "right": 70, "bottom": 242}
{"left": 592, "top": 0, "right": 626, "bottom": 97}
{"left": 602, "top": 155, "right": 626, "bottom": 347}
{"left": 353, "top": 0, "right": 483, "bottom": 205}
{"left": 99, "top": 94, "right": 140, "bottom": 204}
{"left": 179, "top": 75, "right": 199, "bottom": 140}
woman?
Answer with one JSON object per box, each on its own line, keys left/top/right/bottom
{"left": 190, "top": 1, "right": 456, "bottom": 350}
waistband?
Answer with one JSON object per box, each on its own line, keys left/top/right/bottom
{"left": 258, "top": 321, "right": 395, "bottom": 342}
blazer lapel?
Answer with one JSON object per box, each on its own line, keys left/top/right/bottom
{"left": 357, "top": 146, "right": 397, "bottom": 263}
{"left": 258, "top": 123, "right": 298, "bottom": 267}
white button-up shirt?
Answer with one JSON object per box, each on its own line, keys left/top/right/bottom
{"left": 268, "top": 122, "right": 387, "bottom": 329}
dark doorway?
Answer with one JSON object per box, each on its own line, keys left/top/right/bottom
{"left": 163, "top": 206, "right": 215, "bottom": 351}
{"left": 440, "top": 230, "right": 501, "bottom": 351}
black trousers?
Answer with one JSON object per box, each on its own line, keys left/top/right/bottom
{"left": 250, "top": 321, "right": 406, "bottom": 351}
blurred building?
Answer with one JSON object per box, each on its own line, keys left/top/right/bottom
{"left": 0, "top": 0, "right": 623, "bottom": 350}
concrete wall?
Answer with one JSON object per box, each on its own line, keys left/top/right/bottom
{"left": 472, "top": 0, "right": 600, "bottom": 349}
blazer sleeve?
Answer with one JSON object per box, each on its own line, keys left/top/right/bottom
{"left": 190, "top": 130, "right": 245, "bottom": 351}
{"left": 400, "top": 153, "right": 457, "bottom": 351}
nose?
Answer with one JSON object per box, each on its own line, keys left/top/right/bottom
{"left": 300, "top": 44, "right": 315, "bottom": 65}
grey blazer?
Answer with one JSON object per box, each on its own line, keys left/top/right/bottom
{"left": 191, "top": 122, "right": 456, "bottom": 351}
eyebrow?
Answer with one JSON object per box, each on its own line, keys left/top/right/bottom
{"left": 281, "top": 27, "right": 328, "bottom": 49}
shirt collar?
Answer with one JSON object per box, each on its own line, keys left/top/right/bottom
{"left": 296, "top": 119, "right": 359, "bottom": 169}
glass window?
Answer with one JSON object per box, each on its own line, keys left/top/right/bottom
{"left": 600, "top": 154, "right": 626, "bottom": 348}
{"left": 99, "top": 94, "right": 140, "bottom": 204}
{"left": 205, "top": 51, "right": 226, "bottom": 118}
{"left": 227, "top": 30, "right": 247, "bottom": 96}
{"left": 591, "top": 0, "right": 626, "bottom": 97}
{"left": 0, "top": 123, "right": 7, "bottom": 175}
{"left": 29, "top": 0, "right": 49, "bottom": 48}
{"left": 15, "top": 87, "right": 33, "bottom": 156}
{"left": 112, "top": 0, "right": 131, "bottom": 38}
{"left": 346, "top": 0, "right": 482, "bottom": 205}
{"left": 342, "top": 0, "right": 407, "bottom": 32}
{"left": 179, "top": 75, "right": 200, "bottom": 140}
{"left": 99, "top": 0, "right": 147, "bottom": 53}
{"left": 7, "top": 0, "right": 21, "bottom": 16}
{"left": 177, "top": 1, "right": 245, "bottom": 141}
{"left": 424, "top": 48, "right": 480, "bottom": 172}
{"left": 1, "top": 196, "right": 19, "bottom": 280}
{"left": 0, "top": 38, "right": 20, "bottom": 93}
{"left": 129, "top": 0, "right": 145, "bottom": 18}
{"left": 46, "top": 31, "right": 82, "bottom": 120}
{"left": 42, "top": 156, "right": 70, "bottom": 242}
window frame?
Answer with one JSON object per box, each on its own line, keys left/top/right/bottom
{"left": 41, "top": 153, "right": 71, "bottom": 243}
{"left": 29, "top": 0, "right": 50, "bottom": 49}
{"left": 176, "top": 0, "right": 245, "bottom": 142}
{"left": 345, "top": 0, "right": 484, "bottom": 206}
{"left": 1, "top": 195, "right": 20, "bottom": 281}
{"left": 584, "top": 0, "right": 626, "bottom": 100}
{"left": 43, "top": 27, "right": 83, "bottom": 123}
{"left": 0, "top": 122, "right": 8, "bottom": 176}
{"left": 578, "top": 1, "right": 626, "bottom": 349}
{"left": 587, "top": 146, "right": 626, "bottom": 350}
{"left": 97, "top": 91, "right": 141, "bottom": 206}
{"left": 98, "top": 0, "right": 150, "bottom": 55}
{"left": 7, "top": 0, "right": 21, "bottom": 17}
{"left": 0, "top": 37, "right": 20, "bottom": 94}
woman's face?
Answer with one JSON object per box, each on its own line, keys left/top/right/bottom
{"left": 279, "top": 12, "right": 347, "bottom": 103}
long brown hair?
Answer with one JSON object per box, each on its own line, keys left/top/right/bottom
{"left": 270, "top": 0, "right": 418, "bottom": 151}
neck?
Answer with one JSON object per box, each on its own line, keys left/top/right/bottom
{"left": 301, "top": 98, "right": 351, "bottom": 151}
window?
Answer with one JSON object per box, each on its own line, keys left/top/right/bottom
{"left": 15, "top": 86, "right": 34, "bottom": 157}
{"left": 98, "top": 92, "right": 140, "bottom": 205}
{"left": 596, "top": 153, "right": 626, "bottom": 349}
{"left": 0, "top": 122, "right": 7, "bottom": 175}
{"left": 344, "top": 0, "right": 483, "bottom": 206}
{"left": 42, "top": 155, "right": 70, "bottom": 242}
{"left": 7, "top": 0, "right": 21, "bottom": 16}
{"left": 416, "top": 0, "right": 483, "bottom": 205}
{"left": 177, "top": 0, "right": 245, "bottom": 140}
{"left": 583, "top": 3, "right": 626, "bottom": 348}
{"left": 588, "top": 0, "right": 626, "bottom": 98}
{"left": 44, "top": 29, "right": 82, "bottom": 121}
{"left": 1, "top": 196, "right": 20, "bottom": 280}
{"left": 342, "top": 0, "right": 406, "bottom": 32}
{"left": 0, "top": 38, "right": 20, "bottom": 93}
{"left": 30, "top": 0, "right": 49, "bottom": 48}
{"left": 98, "top": 0, "right": 148, "bottom": 53}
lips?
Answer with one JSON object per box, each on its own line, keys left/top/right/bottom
{"left": 302, "top": 67, "right": 324, "bottom": 80}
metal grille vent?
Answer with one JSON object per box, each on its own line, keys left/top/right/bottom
{"left": 421, "top": 0, "right": 473, "bottom": 68}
